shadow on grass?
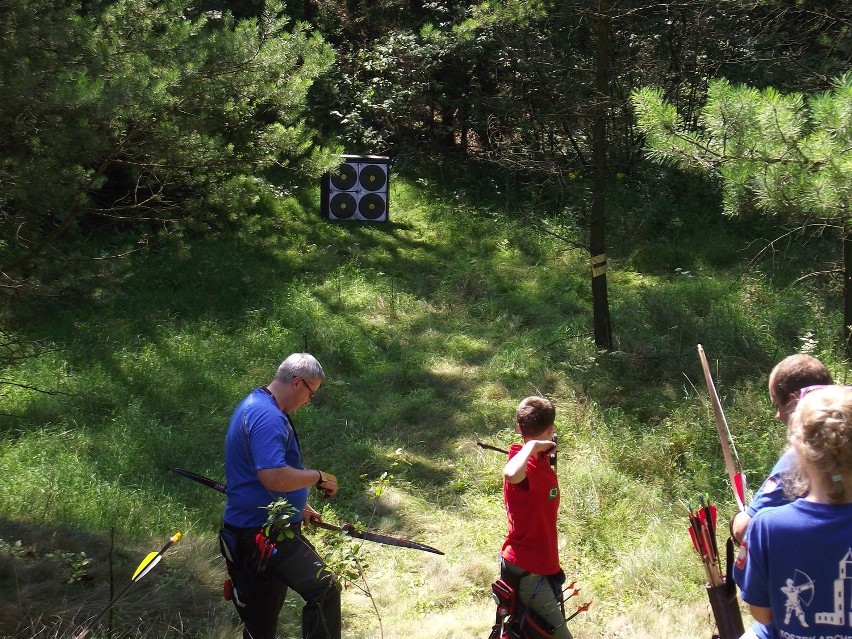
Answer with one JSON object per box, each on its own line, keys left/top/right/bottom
{"left": 0, "top": 160, "right": 840, "bottom": 550}
{"left": 0, "top": 517, "right": 231, "bottom": 639}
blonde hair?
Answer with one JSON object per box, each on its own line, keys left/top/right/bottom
{"left": 787, "top": 385, "right": 852, "bottom": 502}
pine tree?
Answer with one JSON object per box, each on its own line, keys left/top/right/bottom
{"left": 633, "top": 75, "right": 852, "bottom": 353}
{"left": 0, "top": 0, "right": 337, "bottom": 291}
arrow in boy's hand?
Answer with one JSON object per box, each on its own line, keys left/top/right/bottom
{"left": 476, "top": 441, "right": 509, "bottom": 455}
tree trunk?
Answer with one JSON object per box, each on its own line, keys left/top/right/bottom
{"left": 844, "top": 222, "right": 852, "bottom": 358}
{"left": 590, "top": 0, "right": 613, "bottom": 351}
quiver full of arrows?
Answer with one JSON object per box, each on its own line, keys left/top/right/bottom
{"left": 705, "top": 578, "right": 744, "bottom": 639}
{"left": 687, "top": 500, "right": 745, "bottom": 639}
{"left": 704, "top": 538, "right": 744, "bottom": 639}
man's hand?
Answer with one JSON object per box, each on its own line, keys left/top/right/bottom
{"left": 316, "top": 471, "right": 338, "bottom": 498}
{"left": 303, "top": 503, "right": 320, "bottom": 524}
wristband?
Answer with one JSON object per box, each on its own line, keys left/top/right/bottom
{"left": 315, "top": 470, "right": 323, "bottom": 487}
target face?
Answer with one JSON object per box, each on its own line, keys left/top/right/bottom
{"left": 321, "top": 155, "right": 390, "bottom": 222}
{"left": 329, "top": 192, "right": 357, "bottom": 219}
{"left": 359, "top": 164, "right": 387, "bottom": 191}
{"left": 330, "top": 163, "right": 358, "bottom": 190}
{"left": 359, "top": 193, "right": 386, "bottom": 220}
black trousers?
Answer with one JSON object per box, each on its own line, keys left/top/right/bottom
{"left": 223, "top": 523, "right": 341, "bottom": 639}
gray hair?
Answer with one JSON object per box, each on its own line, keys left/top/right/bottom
{"left": 274, "top": 353, "right": 325, "bottom": 385}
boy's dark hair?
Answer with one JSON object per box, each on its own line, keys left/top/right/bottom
{"left": 769, "top": 354, "right": 833, "bottom": 403}
{"left": 516, "top": 396, "right": 555, "bottom": 438}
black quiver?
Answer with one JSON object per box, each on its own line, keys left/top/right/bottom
{"left": 707, "top": 537, "right": 744, "bottom": 639}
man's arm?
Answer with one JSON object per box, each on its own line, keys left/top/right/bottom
{"left": 257, "top": 467, "right": 339, "bottom": 497}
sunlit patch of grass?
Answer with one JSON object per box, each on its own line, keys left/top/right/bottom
{"left": 1, "top": 168, "right": 842, "bottom": 638}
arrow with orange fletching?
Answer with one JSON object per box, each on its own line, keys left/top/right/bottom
{"left": 565, "top": 600, "right": 592, "bottom": 622}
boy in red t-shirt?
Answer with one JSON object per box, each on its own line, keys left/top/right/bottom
{"left": 500, "top": 396, "right": 572, "bottom": 639}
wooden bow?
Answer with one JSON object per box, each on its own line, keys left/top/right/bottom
{"left": 697, "top": 345, "right": 747, "bottom": 512}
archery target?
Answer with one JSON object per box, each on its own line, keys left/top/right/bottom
{"left": 321, "top": 155, "right": 390, "bottom": 222}
{"left": 330, "top": 163, "right": 358, "bottom": 191}
{"left": 358, "top": 164, "right": 387, "bottom": 192}
{"left": 329, "top": 192, "right": 357, "bottom": 219}
{"left": 358, "top": 193, "right": 386, "bottom": 220}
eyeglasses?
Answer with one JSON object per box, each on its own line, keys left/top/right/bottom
{"left": 300, "top": 378, "right": 318, "bottom": 401}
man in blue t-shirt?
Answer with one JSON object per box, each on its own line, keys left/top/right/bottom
{"left": 221, "top": 353, "right": 341, "bottom": 639}
{"left": 730, "top": 354, "right": 832, "bottom": 639}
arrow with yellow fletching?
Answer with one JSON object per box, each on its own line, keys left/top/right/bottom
{"left": 72, "top": 532, "right": 182, "bottom": 639}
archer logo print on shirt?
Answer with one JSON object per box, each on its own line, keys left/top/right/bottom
{"left": 781, "top": 571, "right": 813, "bottom": 628}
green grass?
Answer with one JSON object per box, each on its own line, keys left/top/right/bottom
{"left": 0, "top": 161, "right": 847, "bottom": 638}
